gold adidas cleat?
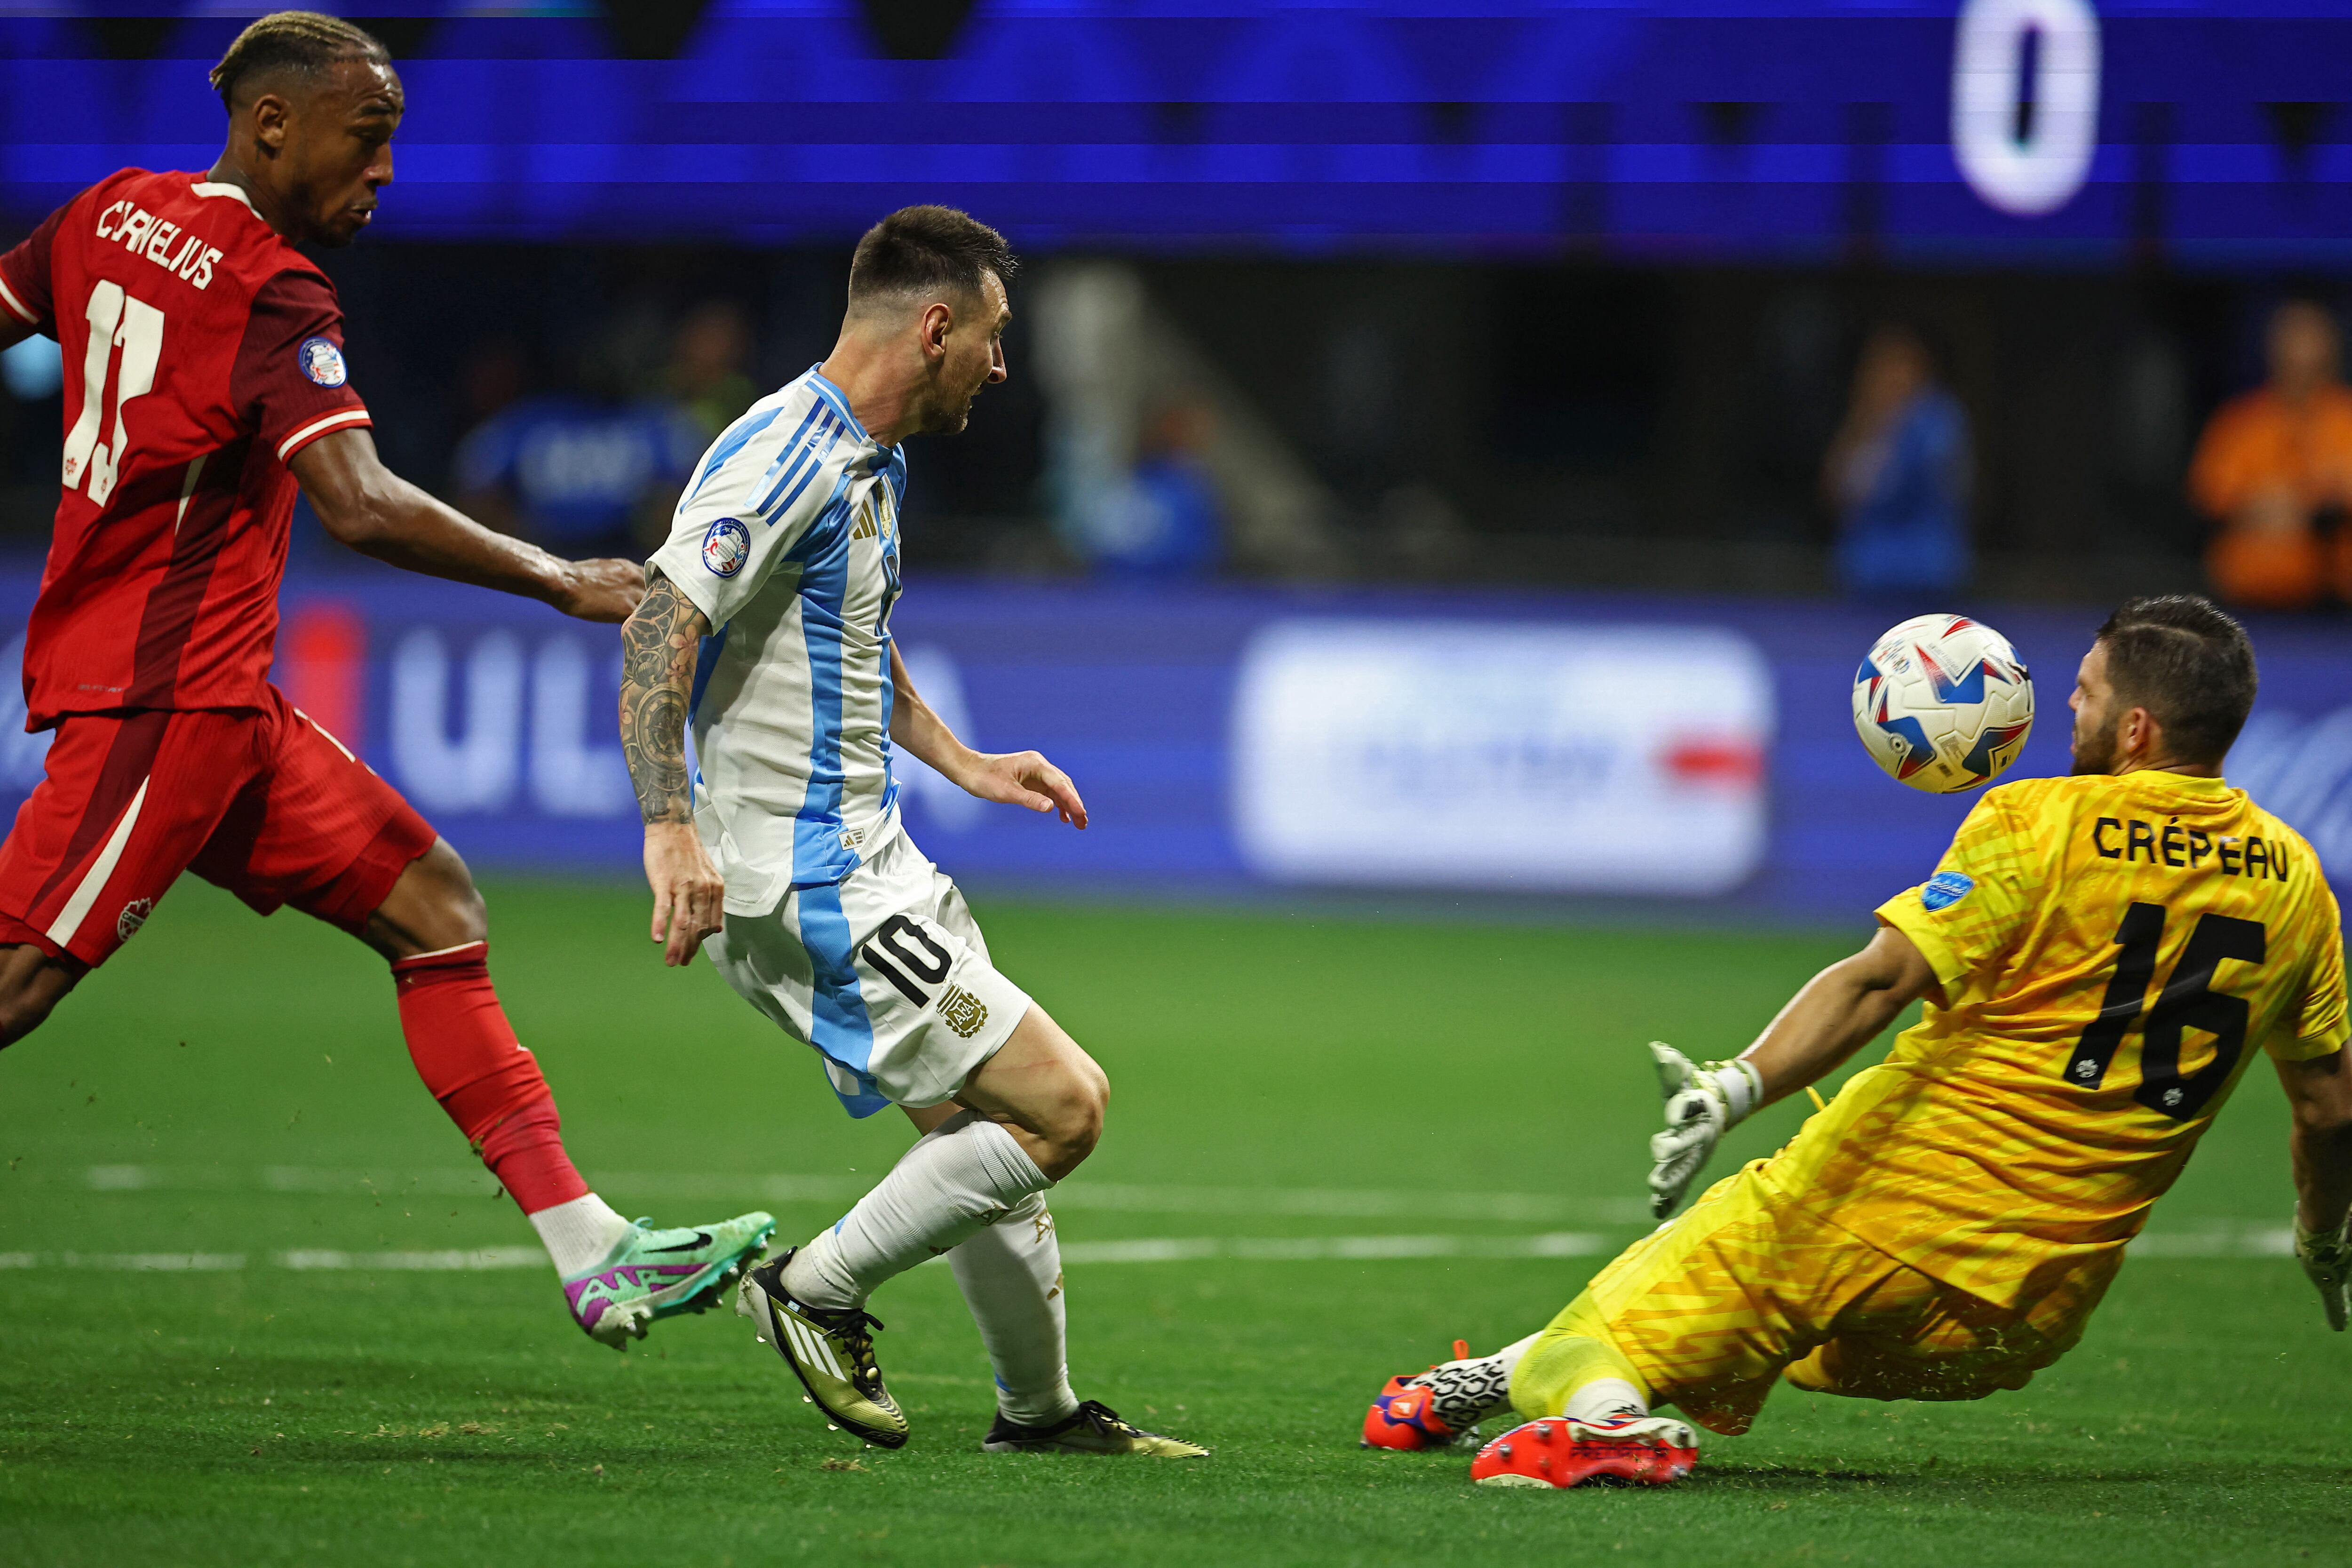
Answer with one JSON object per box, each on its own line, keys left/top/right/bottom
{"left": 981, "top": 1399, "right": 1208, "bottom": 1457}
{"left": 736, "top": 1251, "right": 908, "bottom": 1449}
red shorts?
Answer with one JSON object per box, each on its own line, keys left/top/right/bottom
{"left": 0, "top": 685, "right": 437, "bottom": 971}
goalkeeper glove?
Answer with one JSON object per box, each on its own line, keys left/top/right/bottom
{"left": 2294, "top": 1211, "right": 2350, "bottom": 1332}
{"left": 1646, "top": 1042, "right": 1764, "bottom": 1220}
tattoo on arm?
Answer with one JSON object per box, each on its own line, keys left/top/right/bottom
{"left": 620, "top": 569, "right": 709, "bottom": 824}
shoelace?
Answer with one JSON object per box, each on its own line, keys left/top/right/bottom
{"left": 809, "top": 1307, "right": 888, "bottom": 1392}
{"left": 1072, "top": 1400, "right": 1137, "bottom": 1438}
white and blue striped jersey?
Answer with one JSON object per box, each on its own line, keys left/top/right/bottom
{"left": 649, "top": 366, "right": 906, "bottom": 916}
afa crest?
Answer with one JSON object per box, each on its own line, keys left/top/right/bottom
{"left": 938, "top": 985, "right": 988, "bottom": 1039}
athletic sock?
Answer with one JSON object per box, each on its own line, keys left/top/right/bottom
{"left": 783, "top": 1110, "right": 1052, "bottom": 1312}
{"left": 947, "top": 1191, "right": 1080, "bottom": 1427}
{"left": 391, "top": 940, "right": 597, "bottom": 1259}
{"left": 1562, "top": 1376, "right": 1649, "bottom": 1425}
{"left": 1510, "top": 1328, "right": 1651, "bottom": 1423}
{"left": 1408, "top": 1333, "right": 1537, "bottom": 1433}
{"left": 529, "top": 1192, "right": 636, "bottom": 1277}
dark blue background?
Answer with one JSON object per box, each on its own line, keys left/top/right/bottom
{"left": 5, "top": 2, "right": 2350, "bottom": 265}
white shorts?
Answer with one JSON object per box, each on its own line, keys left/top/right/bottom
{"left": 703, "top": 825, "right": 1033, "bottom": 1117}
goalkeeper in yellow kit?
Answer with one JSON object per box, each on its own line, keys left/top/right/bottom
{"left": 1361, "top": 596, "right": 2352, "bottom": 1489}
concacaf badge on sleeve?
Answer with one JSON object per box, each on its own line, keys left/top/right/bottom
{"left": 1921, "top": 871, "right": 1975, "bottom": 912}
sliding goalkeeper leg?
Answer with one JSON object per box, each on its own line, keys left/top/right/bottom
{"left": 1468, "top": 1305, "right": 1698, "bottom": 1489}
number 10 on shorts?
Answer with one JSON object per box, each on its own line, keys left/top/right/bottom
{"left": 859, "top": 915, "right": 989, "bottom": 1040}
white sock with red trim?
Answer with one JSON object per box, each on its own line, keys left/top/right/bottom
{"left": 529, "top": 1193, "right": 633, "bottom": 1277}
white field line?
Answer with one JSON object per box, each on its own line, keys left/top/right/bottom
{"left": 1055, "top": 1233, "right": 1611, "bottom": 1264}
{"left": 0, "top": 1251, "right": 247, "bottom": 1271}
{"left": 0, "top": 1249, "right": 543, "bottom": 1273}
{"left": 0, "top": 1222, "right": 2300, "bottom": 1273}
{"left": 77, "top": 1164, "right": 1654, "bottom": 1224}
{"left": 67, "top": 1166, "right": 2315, "bottom": 1254}
{"left": 50, "top": 1169, "right": 2304, "bottom": 1263}
{"left": 2125, "top": 1226, "right": 2296, "bottom": 1258}
{"left": 0, "top": 1238, "right": 1613, "bottom": 1272}
{"left": 277, "top": 1247, "right": 547, "bottom": 1272}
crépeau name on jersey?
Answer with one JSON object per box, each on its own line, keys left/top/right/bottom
{"left": 2093, "top": 815, "right": 2293, "bottom": 882}
{"left": 92, "top": 201, "right": 222, "bottom": 291}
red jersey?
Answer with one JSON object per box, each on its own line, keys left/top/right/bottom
{"left": 0, "top": 169, "right": 371, "bottom": 727}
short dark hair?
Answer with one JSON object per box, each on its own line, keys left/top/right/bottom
{"left": 847, "top": 206, "right": 1016, "bottom": 312}
{"left": 210, "top": 11, "right": 390, "bottom": 109}
{"left": 2094, "top": 594, "right": 2259, "bottom": 764}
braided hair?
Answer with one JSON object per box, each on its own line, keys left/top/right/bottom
{"left": 209, "top": 11, "right": 390, "bottom": 108}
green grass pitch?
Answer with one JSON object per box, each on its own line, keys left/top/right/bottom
{"left": 1, "top": 878, "right": 2345, "bottom": 1567}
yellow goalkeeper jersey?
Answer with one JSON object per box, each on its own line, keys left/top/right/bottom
{"left": 1764, "top": 767, "right": 2348, "bottom": 1320}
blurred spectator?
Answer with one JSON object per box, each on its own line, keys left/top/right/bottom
{"left": 462, "top": 336, "right": 526, "bottom": 431}
{"left": 1, "top": 334, "right": 61, "bottom": 403}
{"left": 2187, "top": 300, "right": 2352, "bottom": 611}
{"left": 1822, "top": 325, "right": 1972, "bottom": 600}
{"left": 667, "top": 300, "right": 759, "bottom": 439}
{"left": 453, "top": 335, "right": 705, "bottom": 559}
{"left": 1, "top": 335, "right": 65, "bottom": 539}
{"left": 1063, "top": 399, "right": 1224, "bottom": 578}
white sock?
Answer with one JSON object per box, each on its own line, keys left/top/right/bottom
{"left": 1563, "top": 1377, "right": 1649, "bottom": 1425}
{"left": 948, "top": 1191, "right": 1080, "bottom": 1427}
{"left": 1408, "top": 1333, "right": 1538, "bottom": 1431}
{"left": 529, "top": 1193, "right": 633, "bottom": 1277}
{"left": 784, "top": 1110, "right": 1052, "bottom": 1312}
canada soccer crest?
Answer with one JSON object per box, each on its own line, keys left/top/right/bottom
{"left": 117, "top": 898, "right": 154, "bottom": 941}
{"left": 296, "top": 336, "right": 348, "bottom": 387}
{"left": 701, "top": 517, "right": 751, "bottom": 577}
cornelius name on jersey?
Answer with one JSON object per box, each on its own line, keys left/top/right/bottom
{"left": 2091, "top": 815, "right": 2298, "bottom": 882}
{"left": 92, "top": 198, "right": 222, "bottom": 291}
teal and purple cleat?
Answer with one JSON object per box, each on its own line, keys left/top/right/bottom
{"left": 564, "top": 1211, "right": 777, "bottom": 1349}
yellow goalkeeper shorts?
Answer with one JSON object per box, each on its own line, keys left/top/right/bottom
{"left": 1545, "top": 1162, "right": 2097, "bottom": 1436}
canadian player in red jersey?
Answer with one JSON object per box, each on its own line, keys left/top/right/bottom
{"left": 0, "top": 11, "right": 774, "bottom": 1344}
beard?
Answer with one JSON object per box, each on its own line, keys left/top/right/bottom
{"left": 2070, "top": 716, "right": 2118, "bottom": 776}
{"left": 912, "top": 370, "right": 986, "bottom": 437}
{"left": 919, "top": 398, "right": 975, "bottom": 436}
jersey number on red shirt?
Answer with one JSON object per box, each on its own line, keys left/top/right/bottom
{"left": 63, "top": 280, "right": 165, "bottom": 506}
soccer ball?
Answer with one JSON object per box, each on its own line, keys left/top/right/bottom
{"left": 1851, "top": 615, "right": 2034, "bottom": 793}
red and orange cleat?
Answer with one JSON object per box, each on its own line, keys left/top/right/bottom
{"left": 1469, "top": 1415, "right": 1699, "bottom": 1490}
{"left": 1362, "top": 1339, "right": 1474, "bottom": 1451}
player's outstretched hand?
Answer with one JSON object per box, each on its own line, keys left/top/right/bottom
{"left": 553, "top": 557, "right": 647, "bottom": 623}
{"left": 1646, "top": 1042, "right": 1764, "bottom": 1220}
{"left": 644, "top": 821, "right": 726, "bottom": 967}
{"left": 2294, "top": 1213, "right": 2350, "bottom": 1331}
{"left": 960, "top": 749, "right": 1089, "bottom": 829}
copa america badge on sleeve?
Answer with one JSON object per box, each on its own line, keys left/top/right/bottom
{"left": 296, "top": 336, "right": 347, "bottom": 387}
{"left": 702, "top": 516, "right": 752, "bottom": 577}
